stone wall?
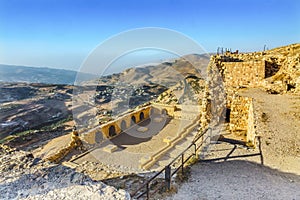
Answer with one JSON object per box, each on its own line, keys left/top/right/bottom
{"left": 229, "top": 95, "right": 255, "bottom": 143}
{"left": 99, "top": 106, "right": 151, "bottom": 138}
{"left": 247, "top": 100, "right": 256, "bottom": 144}
{"left": 222, "top": 60, "right": 265, "bottom": 88}
{"left": 151, "top": 103, "right": 176, "bottom": 116}
{"left": 46, "top": 130, "right": 83, "bottom": 163}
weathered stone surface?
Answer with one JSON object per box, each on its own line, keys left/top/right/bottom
{"left": 0, "top": 147, "right": 130, "bottom": 200}
{"left": 201, "top": 44, "right": 300, "bottom": 146}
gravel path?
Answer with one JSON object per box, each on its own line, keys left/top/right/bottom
{"left": 168, "top": 160, "right": 300, "bottom": 200}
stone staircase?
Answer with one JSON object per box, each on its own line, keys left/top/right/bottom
{"left": 150, "top": 130, "right": 199, "bottom": 171}
{"left": 139, "top": 116, "right": 201, "bottom": 170}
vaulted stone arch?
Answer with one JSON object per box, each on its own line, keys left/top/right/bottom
{"left": 131, "top": 115, "right": 136, "bottom": 125}
{"left": 140, "top": 112, "right": 145, "bottom": 121}
{"left": 108, "top": 125, "right": 116, "bottom": 137}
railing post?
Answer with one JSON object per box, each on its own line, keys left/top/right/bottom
{"left": 165, "top": 165, "right": 171, "bottom": 191}
{"left": 181, "top": 154, "right": 184, "bottom": 174}
{"left": 146, "top": 182, "right": 149, "bottom": 200}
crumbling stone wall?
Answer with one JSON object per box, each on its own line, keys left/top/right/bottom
{"left": 229, "top": 96, "right": 254, "bottom": 142}
{"left": 214, "top": 43, "right": 300, "bottom": 94}
{"left": 202, "top": 44, "right": 300, "bottom": 146}
{"left": 222, "top": 60, "right": 265, "bottom": 88}
{"left": 200, "top": 59, "right": 226, "bottom": 130}
{"left": 46, "top": 130, "right": 83, "bottom": 163}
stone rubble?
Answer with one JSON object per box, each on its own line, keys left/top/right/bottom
{"left": 0, "top": 145, "right": 130, "bottom": 200}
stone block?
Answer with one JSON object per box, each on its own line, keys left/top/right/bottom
{"left": 163, "top": 136, "right": 173, "bottom": 145}
{"left": 102, "top": 144, "right": 118, "bottom": 153}
{"left": 137, "top": 127, "right": 148, "bottom": 132}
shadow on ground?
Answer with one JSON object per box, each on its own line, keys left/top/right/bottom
{"left": 167, "top": 159, "right": 300, "bottom": 200}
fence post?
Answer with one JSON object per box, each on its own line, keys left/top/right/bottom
{"left": 165, "top": 165, "right": 171, "bottom": 191}
{"left": 146, "top": 182, "right": 149, "bottom": 199}
{"left": 181, "top": 154, "right": 184, "bottom": 174}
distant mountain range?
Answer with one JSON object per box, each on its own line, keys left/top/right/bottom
{"left": 84, "top": 54, "right": 211, "bottom": 86}
{"left": 0, "top": 54, "right": 211, "bottom": 85}
{"left": 0, "top": 64, "right": 97, "bottom": 85}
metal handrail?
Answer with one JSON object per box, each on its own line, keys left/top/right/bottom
{"left": 131, "top": 127, "right": 212, "bottom": 199}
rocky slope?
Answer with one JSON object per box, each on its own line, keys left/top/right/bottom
{"left": 0, "top": 146, "right": 130, "bottom": 200}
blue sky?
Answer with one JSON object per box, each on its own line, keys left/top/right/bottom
{"left": 0, "top": 0, "right": 299, "bottom": 71}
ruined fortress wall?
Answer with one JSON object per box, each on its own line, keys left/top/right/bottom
{"left": 247, "top": 101, "right": 256, "bottom": 144}
{"left": 151, "top": 103, "right": 176, "bottom": 116}
{"left": 223, "top": 60, "right": 265, "bottom": 89}
{"left": 229, "top": 96, "right": 255, "bottom": 142}
{"left": 81, "top": 127, "right": 103, "bottom": 144}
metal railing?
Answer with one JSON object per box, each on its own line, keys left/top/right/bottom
{"left": 131, "top": 127, "right": 212, "bottom": 199}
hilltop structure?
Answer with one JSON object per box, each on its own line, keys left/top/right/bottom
{"left": 200, "top": 43, "right": 300, "bottom": 145}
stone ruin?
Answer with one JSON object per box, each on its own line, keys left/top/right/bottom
{"left": 200, "top": 43, "right": 300, "bottom": 146}
{"left": 45, "top": 44, "right": 300, "bottom": 163}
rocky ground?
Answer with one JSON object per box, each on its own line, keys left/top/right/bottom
{"left": 0, "top": 146, "right": 130, "bottom": 200}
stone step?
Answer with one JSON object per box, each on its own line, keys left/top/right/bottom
{"left": 185, "top": 136, "right": 195, "bottom": 142}
{"left": 158, "top": 154, "right": 172, "bottom": 163}
{"left": 150, "top": 163, "right": 163, "bottom": 171}
{"left": 165, "top": 148, "right": 184, "bottom": 158}
{"left": 175, "top": 138, "right": 192, "bottom": 148}
{"left": 157, "top": 158, "right": 173, "bottom": 167}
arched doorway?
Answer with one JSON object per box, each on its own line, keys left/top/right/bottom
{"left": 139, "top": 112, "right": 145, "bottom": 121}
{"left": 121, "top": 120, "right": 127, "bottom": 131}
{"left": 131, "top": 116, "right": 136, "bottom": 126}
{"left": 108, "top": 125, "right": 116, "bottom": 137}
{"left": 161, "top": 109, "right": 167, "bottom": 115}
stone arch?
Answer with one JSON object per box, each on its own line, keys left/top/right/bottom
{"left": 139, "top": 112, "right": 145, "bottom": 121}
{"left": 161, "top": 109, "right": 167, "bottom": 115}
{"left": 131, "top": 115, "right": 136, "bottom": 126}
{"left": 121, "top": 120, "right": 127, "bottom": 131}
{"left": 108, "top": 125, "right": 116, "bottom": 137}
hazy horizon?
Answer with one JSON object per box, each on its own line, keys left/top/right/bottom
{"left": 0, "top": 0, "right": 299, "bottom": 72}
